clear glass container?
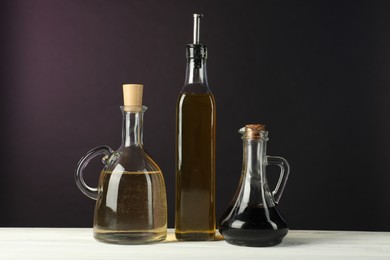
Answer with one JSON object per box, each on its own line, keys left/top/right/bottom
{"left": 219, "top": 124, "right": 290, "bottom": 247}
{"left": 75, "top": 105, "right": 167, "bottom": 244}
{"left": 175, "top": 14, "right": 216, "bottom": 241}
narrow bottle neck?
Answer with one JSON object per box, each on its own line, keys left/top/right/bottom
{"left": 239, "top": 138, "right": 276, "bottom": 210}
{"left": 121, "top": 108, "right": 145, "bottom": 147}
{"left": 243, "top": 139, "right": 267, "bottom": 178}
{"left": 184, "top": 58, "right": 208, "bottom": 85}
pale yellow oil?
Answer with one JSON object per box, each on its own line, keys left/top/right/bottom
{"left": 93, "top": 170, "right": 167, "bottom": 244}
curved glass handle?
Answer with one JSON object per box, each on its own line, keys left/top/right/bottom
{"left": 266, "top": 156, "right": 290, "bottom": 204}
{"left": 74, "top": 145, "right": 114, "bottom": 200}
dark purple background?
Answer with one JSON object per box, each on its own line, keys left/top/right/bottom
{"left": 1, "top": 0, "right": 390, "bottom": 230}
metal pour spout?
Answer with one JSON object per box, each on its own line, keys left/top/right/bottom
{"left": 193, "top": 14, "right": 203, "bottom": 44}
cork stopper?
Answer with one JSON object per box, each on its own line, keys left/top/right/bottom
{"left": 242, "top": 124, "right": 267, "bottom": 140}
{"left": 123, "top": 84, "right": 143, "bottom": 111}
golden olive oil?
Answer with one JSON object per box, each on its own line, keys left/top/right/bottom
{"left": 175, "top": 92, "right": 216, "bottom": 240}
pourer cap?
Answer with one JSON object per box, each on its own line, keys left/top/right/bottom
{"left": 123, "top": 84, "right": 143, "bottom": 111}
{"left": 186, "top": 14, "right": 207, "bottom": 60}
{"left": 186, "top": 44, "right": 207, "bottom": 59}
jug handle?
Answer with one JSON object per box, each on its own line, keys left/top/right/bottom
{"left": 266, "top": 156, "right": 290, "bottom": 204}
{"left": 74, "top": 145, "right": 114, "bottom": 200}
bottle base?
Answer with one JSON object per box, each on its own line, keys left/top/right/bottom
{"left": 175, "top": 231, "right": 215, "bottom": 241}
{"left": 221, "top": 228, "right": 288, "bottom": 247}
{"left": 94, "top": 230, "right": 167, "bottom": 245}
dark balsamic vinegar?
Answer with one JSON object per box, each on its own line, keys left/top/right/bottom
{"left": 219, "top": 206, "right": 288, "bottom": 247}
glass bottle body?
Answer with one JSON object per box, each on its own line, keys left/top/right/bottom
{"left": 75, "top": 106, "right": 167, "bottom": 244}
{"left": 219, "top": 127, "right": 289, "bottom": 247}
{"left": 175, "top": 46, "right": 216, "bottom": 241}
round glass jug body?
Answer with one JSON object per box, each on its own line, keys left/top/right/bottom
{"left": 75, "top": 107, "right": 167, "bottom": 244}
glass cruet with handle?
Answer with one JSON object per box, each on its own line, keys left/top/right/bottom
{"left": 75, "top": 84, "right": 167, "bottom": 244}
{"left": 219, "top": 124, "right": 290, "bottom": 247}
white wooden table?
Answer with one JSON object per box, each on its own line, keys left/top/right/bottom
{"left": 0, "top": 228, "right": 389, "bottom": 259}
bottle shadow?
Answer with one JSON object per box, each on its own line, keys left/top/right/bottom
{"left": 277, "top": 231, "right": 339, "bottom": 247}
{"left": 163, "top": 230, "right": 339, "bottom": 247}
{"left": 163, "top": 233, "right": 224, "bottom": 243}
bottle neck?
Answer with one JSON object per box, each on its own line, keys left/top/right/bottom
{"left": 121, "top": 107, "right": 145, "bottom": 147}
{"left": 184, "top": 58, "right": 208, "bottom": 85}
{"left": 186, "top": 17, "right": 207, "bottom": 84}
{"left": 240, "top": 138, "right": 276, "bottom": 209}
{"left": 243, "top": 139, "right": 267, "bottom": 179}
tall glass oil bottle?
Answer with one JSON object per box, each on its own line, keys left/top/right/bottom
{"left": 175, "top": 14, "right": 216, "bottom": 241}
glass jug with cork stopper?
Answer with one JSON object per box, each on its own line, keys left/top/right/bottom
{"left": 219, "top": 124, "right": 290, "bottom": 247}
{"left": 75, "top": 84, "right": 167, "bottom": 244}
